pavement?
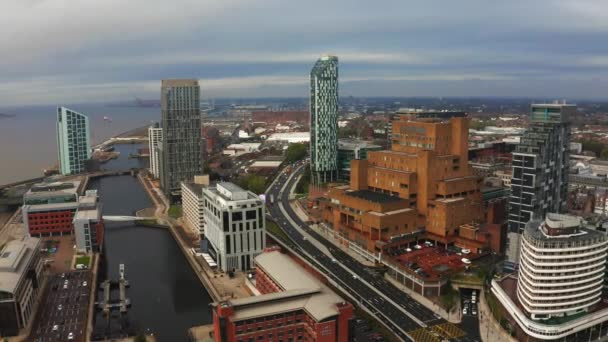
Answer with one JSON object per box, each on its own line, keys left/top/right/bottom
{"left": 0, "top": 208, "right": 26, "bottom": 246}
{"left": 266, "top": 162, "right": 484, "bottom": 342}
{"left": 30, "top": 271, "right": 92, "bottom": 342}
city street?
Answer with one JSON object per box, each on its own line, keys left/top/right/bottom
{"left": 30, "top": 271, "right": 91, "bottom": 342}
{"left": 266, "top": 163, "right": 481, "bottom": 342}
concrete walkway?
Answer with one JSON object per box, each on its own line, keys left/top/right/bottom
{"left": 477, "top": 291, "right": 516, "bottom": 342}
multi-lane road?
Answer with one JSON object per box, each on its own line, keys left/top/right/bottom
{"left": 266, "top": 162, "right": 481, "bottom": 342}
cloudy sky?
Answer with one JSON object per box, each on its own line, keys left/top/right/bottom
{"left": 1, "top": 0, "right": 608, "bottom": 105}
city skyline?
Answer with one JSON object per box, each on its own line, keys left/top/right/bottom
{"left": 2, "top": 1, "right": 608, "bottom": 105}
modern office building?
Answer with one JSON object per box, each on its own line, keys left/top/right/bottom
{"left": 492, "top": 213, "right": 608, "bottom": 340}
{"left": 73, "top": 190, "right": 104, "bottom": 253}
{"left": 181, "top": 176, "right": 210, "bottom": 237}
{"left": 0, "top": 236, "right": 44, "bottom": 337}
{"left": 22, "top": 180, "right": 81, "bottom": 237}
{"left": 309, "top": 55, "right": 339, "bottom": 184}
{"left": 337, "top": 139, "right": 382, "bottom": 180}
{"left": 323, "top": 115, "right": 483, "bottom": 252}
{"left": 212, "top": 250, "right": 353, "bottom": 342}
{"left": 148, "top": 123, "right": 163, "bottom": 179}
{"left": 160, "top": 79, "right": 203, "bottom": 199}
{"left": 56, "top": 106, "right": 91, "bottom": 175}
{"left": 506, "top": 103, "right": 574, "bottom": 270}
{"left": 202, "top": 182, "right": 265, "bottom": 271}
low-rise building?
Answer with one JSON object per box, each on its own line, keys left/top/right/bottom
{"left": 22, "top": 180, "right": 81, "bottom": 237}
{"left": 0, "top": 236, "right": 44, "bottom": 337}
{"left": 73, "top": 190, "right": 104, "bottom": 253}
{"left": 212, "top": 250, "right": 353, "bottom": 342}
{"left": 202, "top": 182, "right": 265, "bottom": 271}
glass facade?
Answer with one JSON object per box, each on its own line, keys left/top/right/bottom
{"left": 310, "top": 56, "right": 339, "bottom": 184}
{"left": 160, "top": 79, "right": 203, "bottom": 197}
{"left": 56, "top": 106, "right": 91, "bottom": 175}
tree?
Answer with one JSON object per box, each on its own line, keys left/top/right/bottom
{"left": 285, "top": 143, "right": 307, "bottom": 163}
{"left": 237, "top": 174, "right": 268, "bottom": 194}
{"left": 295, "top": 166, "right": 311, "bottom": 194}
{"left": 601, "top": 148, "right": 608, "bottom": 160}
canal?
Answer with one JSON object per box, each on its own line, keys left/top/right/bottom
{"left": 89, "top": 144, "right": 213, "bottom": 341}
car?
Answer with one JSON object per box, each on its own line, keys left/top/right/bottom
{"left": 63, "top": 284, "right": 68, "bottom": 289}
{"left": 405, "top": 248, "right": 412, "bottom": 252}
{"left": 462, "top": 307, "right": 468, "bottom": 315}
{"left": 68, "top": 332, "right": 74, "bottom": 340}
{"left": 461, "top": 248, "right": 471, "bottom": 254}
{"left": 331, "top": 258, "right": 337, "bottom": 263}
{"left": 414, "top": 244, "right": 422, "bottom": 250}
{"left": 52, "top": 325, "right": 59, "bottom": 332}
{"left": 472, "top": 307, "right": 477, "bottom": 315}
{"left": 82, "top": 281, "right": 88, "bottom": 286}
{"left": 57, "top": 304, "right": 62, "bottom": 311}
{"left": 61, "top": 273, "right": 65, "bottom": 278}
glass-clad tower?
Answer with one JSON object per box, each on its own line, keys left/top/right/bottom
{"left": 505, "top": 103, "right": 574, "bottom": 270}
{"left": 310, "top": 55, "right": 339, "bottom": 184}
{"left": 160, "top": 79, "right": 202, "bottom": 199}
{"left": 56, "top": 106, "right": 91, "bottom": 175}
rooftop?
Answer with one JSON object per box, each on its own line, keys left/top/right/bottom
{"left": 222, "top": 251, "right": 346, "bottom": 322}
{"left": 345, "top": 190, "right": 402, "bottom": 203}
{"left": 0, "top": 236, "right": 40, "bottom": 294}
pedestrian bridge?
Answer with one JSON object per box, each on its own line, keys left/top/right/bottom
{"left": 102, "top": 215, "right": 154, "bottom": 222}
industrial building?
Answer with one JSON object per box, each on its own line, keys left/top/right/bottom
{"left": 0, "top": 236, "right": 44, "bottom": 337}
{"left": 310, "top": 55, "right": 339, "bottom": 184}
{"left": 492, "top": 213, "right": 608, "bottom": 340}
{"left": 56, "top": 106, "right": 91, "bottom": 175}
{"left": 322, "top": 115, "right": 484, "bottom": 253}
{"left": 148, "top": 123, "right": 163, "bottom": 179}
{"left": 73, "top": 190, "right": 104, "bottom": 253}
{"left": 160, "top": 79, "right": 203, "bottom": 199}
{"left": 506, "top": 103, "right": 574, "bottom": 270}
{"left": 212, "top": 250, "right": 353, "bottom": 342}
{"left": 202, "top": 182, "right": 265, "bottom": 271}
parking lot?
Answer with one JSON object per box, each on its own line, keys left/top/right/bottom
{"left": 30, "top": 271, "right": 92, "bottom": 342}
{"left": 461, "top": 289, "right": 479, "bottom": 317}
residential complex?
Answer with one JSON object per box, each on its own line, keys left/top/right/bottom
{"left": 160, "top": 79, "right": 203, "bottom": 198}
{"left": 492, "top": 213, "right": 608, "bottom": 340}
{"left": 181, "top": 176, "right": 210, "bottom": 236}
{"left": 212, "top": 250, "right": 353, "bottom": 342}
{"left": 73, "top": 190, "right": 104, "bottom": 253}
{"left": 148, "top": 123, "right": 163, "bottom": 179}
{"left": 56, "top": 106, "right": 91, "bottom": 175}
{"left": 337, "top": 139, "right": 382, "bottom": 180}
{"left": 202, "top": 182, "right": 265, "bottom": 271}
{"left": 22, "top": 180, "right": 81, "bottom": 237}
{"left": 322, "top": 115, "right": 484, "bottom": 252}
{"left": 506, "top": 103, "right": 574, "bottom": 269}
{"left": 309, "top": 55, "right": 339, "bottom": 184}
{"left": 0, "top": 236, "right": 44, "bottom": 337}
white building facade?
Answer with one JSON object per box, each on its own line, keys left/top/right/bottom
{"left": 73, "top": 190, "right": 104, "bottom": 253}
{"left": 181, "top": 182, "right": 205, "bottom": 236}
{"left": 202, "top": 183, "right": 265, "bottom": 272}
{"left": 148, "top": 124, "right": 163, "bottom": 179}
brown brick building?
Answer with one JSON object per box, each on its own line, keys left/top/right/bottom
{"left": 322, "top": 115, "right": 484, "bottom": 252}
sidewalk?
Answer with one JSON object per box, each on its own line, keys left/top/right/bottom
{"left": 477, "top": 291, "right": 516, "bottom": 342}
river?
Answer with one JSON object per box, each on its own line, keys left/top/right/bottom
{"left": 89, "top": 144, "right": 213, "bottom": 341}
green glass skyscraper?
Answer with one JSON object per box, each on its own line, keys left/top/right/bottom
{"left": 56, "top": 106, "right": 91, "bottom": 175}
{"left": 310, "top": 55, "right": 339, "bottom": 184}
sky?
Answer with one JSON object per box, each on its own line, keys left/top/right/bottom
{"left": 1, "top": 0, "right": 608, "bottom": 105}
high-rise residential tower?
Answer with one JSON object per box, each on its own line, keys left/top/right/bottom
{"left": 56, "top": 106, "right": 91, "bottom": 175}
{"left": 160, "top": 79, "right": 202, "bottom": 198}
{"left": 505, "top": 103, "right": 574, "bottom": 270}
{"left": 148, "top": 123, "right": 162, "bottom": 179}
{"left": 309, "top": 55, "right": 339, "bottom": 184}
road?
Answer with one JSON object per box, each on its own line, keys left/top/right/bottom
{"left": 266, "top": 162, "right": 481, "bottom": 342}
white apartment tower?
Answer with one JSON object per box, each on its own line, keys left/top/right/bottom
{"left": 202, "top": 182, "right": 265, "bottom": 272}
{"left": 148, "top": 123, "right": 163, "bottom": 179}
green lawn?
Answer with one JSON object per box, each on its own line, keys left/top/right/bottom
{"left": 168, "top": 205, "right": 182, "bottom": 218}
{"left": 75, "top": 255, "right": 91, "bottom": 267}
{"left": 266, "top": 220, "right": 291, "bottom": 242}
